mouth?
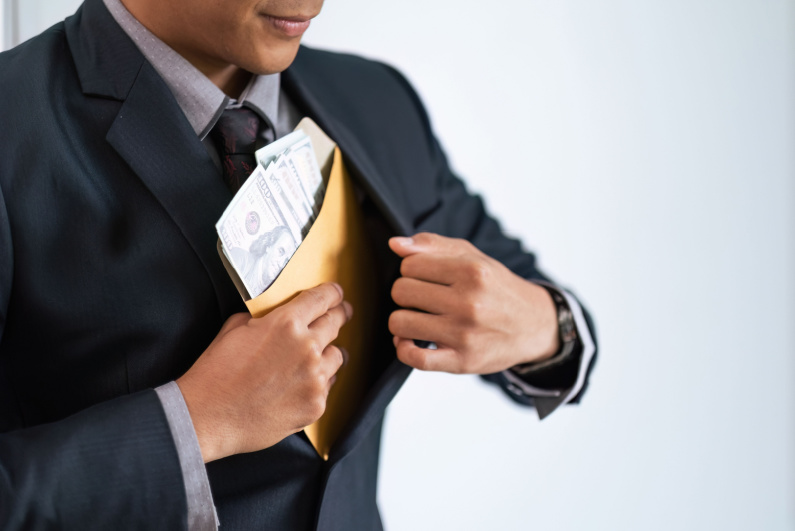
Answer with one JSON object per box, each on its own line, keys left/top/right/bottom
{"left": 262, "top": 14, "right": 314, "bottom": 38}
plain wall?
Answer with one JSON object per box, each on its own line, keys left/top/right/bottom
{"left": 6, "top": 1, "right": 795, "bottom": 530}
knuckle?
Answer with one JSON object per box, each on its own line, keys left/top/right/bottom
{"left": 400, "top": 347, "right": 425, "bottom": 370}
{"left": 334, "top": 305, "right": 350, "bottom": 328}
{"left": 306, "top": 286, "right": 327, "bottom": 307}
{"left": 399, "top": 256, "right": 415, "bottom": 278}
{"left": 465, "top": 259, "right": 490, "bottom": 287}
{"left": 413, "top": 353, "right": 430, "bottom": 371}
{"left": 391, "top": 278, "right": 407, "bottom": 304}
{"left": 327, "top": 345, "right": 344, "bottom": 368}
{"left": 228, "top": 312, "right": 249, "bottom": 327}
{"left": 325, "top": 322, "right": 341, "bottom": 343}
{"left": 414, "top": 232, "right": 433, "bottom": 245}
{"left": 312, "top": 371, "right": 328, "bottom": 394}
{"left": 387, "top": 312, "right": 403, "bottom": 335}
{"left": 316, "top": 311, "right": 333, "bottom": 328}
{"left": 309, "top": 396, "right": 327, "bottom": 421}
{"left": 306, "top": 338, "right": 323, "bottom": 358}
{"left": 458, "top": 328, "right": 476, "bottom": 351}
{"left": 459, "top": 295, "right": 483, "bottom": 324}
{"left": 281, "top": 315, "right": 304, "bottom": 340}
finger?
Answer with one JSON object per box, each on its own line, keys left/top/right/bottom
{"left": 403, "top": 252, "right": 494, "bottom": 290}
{"left": 395, "top": 338, "right": 463, "bottom": 373}
{"left": 399, "top": 253, "right": 472, "bottom": 285}
{"left": 389, "top": 232, "right": 469, "bottom": 258}
{"left": 207, "top": 313, "right": 250, "bottom": 349}
{"left": 388, "top": 309, "right": 458, "bottom": 347}
{"left": 391, "top": 277, "right": 454, "bottom": 315}
{"left": 219, "top": 312, "right": 250, "bottom": 335}
{"left": 308, "top": 302, "right": 352, "bottom": 345}
{"left": 319, "top": 344, "right": 345, "bottom": 379}
{"left": 286, "top": 282, "right": 345, "bottom": 324}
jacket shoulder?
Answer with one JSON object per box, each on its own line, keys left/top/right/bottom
{"left": 287, "top": 46, "right": 436, "bottom": 156}
{"left": 289, "top": 46, "right": 426, "bottom": 117}
{"left": 0, "top": 23, "right": 74, "bottom": 96}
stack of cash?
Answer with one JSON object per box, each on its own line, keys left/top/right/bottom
{"left": 216, "top": 131, "right": 326, "bottom": 299}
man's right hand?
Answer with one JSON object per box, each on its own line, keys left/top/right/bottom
{"left": 176, "top": 282, "right": 352, "bottom": 463}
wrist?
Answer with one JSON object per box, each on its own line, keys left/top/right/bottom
{"left": 513, "top": 282, "right": 576, "bottom": 370}
{"left": 516, "top": 281, "right": 560, "bottom": 365}
{"left": 176, "top": 376, "right": 227, "bottom": 463}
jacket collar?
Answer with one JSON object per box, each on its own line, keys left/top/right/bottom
{"left": 65, "top": 0, "right": 143, "bottom": 101}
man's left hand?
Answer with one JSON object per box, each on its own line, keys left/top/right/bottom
{"left": 388, "top": 233, "right": 560, "bottom": 375}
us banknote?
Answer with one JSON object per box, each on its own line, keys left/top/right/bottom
{"left": 216, "top": 133, "right": 325, "bottom": 298}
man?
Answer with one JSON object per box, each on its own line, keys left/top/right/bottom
{"left": 0, "top": 0, "right": 597, "bottom": 529}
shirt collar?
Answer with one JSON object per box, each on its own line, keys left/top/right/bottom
{"left": 102, "top": 0, "right": 281, "bottom": 139}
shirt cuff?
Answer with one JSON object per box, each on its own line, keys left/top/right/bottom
{"left": 501, "top": 285, "right": 597, "bottom": 420}
{"left": 155, "top": 381, "right": 219, "bottom": 531}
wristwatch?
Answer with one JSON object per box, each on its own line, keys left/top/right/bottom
{"left": 511, "top": 285, "right": 579, "bottom": 375}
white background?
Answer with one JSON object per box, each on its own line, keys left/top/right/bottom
{"left": 4, "top": 1, "right": 794, "bottom": 530}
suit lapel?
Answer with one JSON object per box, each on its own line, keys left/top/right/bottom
{"left": 283, "top": 51, "right": 419, "bottom": 461}
{"left": 105, "top": 62, "right": 241, "bottom": 317}
{"left": 66, "top": 0, "right": 242, "bottom": 320}
{"left": 282, "top": 61, "right": 413, "bottom": 238}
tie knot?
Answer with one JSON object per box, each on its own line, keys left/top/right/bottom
{"left": 210, "top": 107, "right": 266, "bottom": 192}
{"left": 211, "top": 107, "right": 262, "bottom": 155}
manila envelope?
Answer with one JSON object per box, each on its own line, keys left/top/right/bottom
{"left": 218, "top": 117, "right": 377, "bottom": 459}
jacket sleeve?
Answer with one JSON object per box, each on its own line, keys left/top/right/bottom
{"left": 0, "top": 185, "right": 189, "bottom": 530}
{"left": 380, "top": 64, "right": 599, "bottom": 411}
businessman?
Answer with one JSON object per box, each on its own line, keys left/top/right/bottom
{"left": 0, "top": 0, "right": 597, "bottom": 529}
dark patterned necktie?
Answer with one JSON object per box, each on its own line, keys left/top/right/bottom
{"left": 209, "top": 107, "right": 265, "bottom": 192}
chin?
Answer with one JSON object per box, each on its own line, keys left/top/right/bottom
{"left": 244, "top": 39, "right": 303, "bottom": 75}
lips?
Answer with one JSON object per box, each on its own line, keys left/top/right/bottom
{"left": 264, "top": 15, "right": 312, "bottom": 37}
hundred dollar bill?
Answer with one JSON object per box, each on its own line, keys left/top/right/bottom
{"left": 262, "top": 161, "right": 308, "bottom": 242}
{"left": 216, "top": 165, "right": 299, "bottom": 298}
{"left": 255, "top": 130, "right": 306, "bottom": 168}
{"left": 218, "top": 130, "right": 328, "bottom": 298}
{"left": 272, "top": 154, "right": 314, "bottom": 231}
{"left": 256, "top": 131, "right": 325, "bottom": 217}
{"left": 284, "top": 135, "right": 325, "bottom": 216}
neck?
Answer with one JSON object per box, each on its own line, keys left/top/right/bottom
{"left": 170, "top": 47, "right": 253, "bottom": 99}
{"left": 120, "top": 0, "right": 252, "bottom": 98}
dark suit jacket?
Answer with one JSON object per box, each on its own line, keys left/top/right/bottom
{"left": 0, "top": 0, "right": 596, "bottom": 529}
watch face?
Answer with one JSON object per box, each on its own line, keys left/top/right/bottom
{"left": 559, "top": 308, "right": 578, "bottom": 343}
{"left": 548, "top": 289, "right": 577, "bottom": 344}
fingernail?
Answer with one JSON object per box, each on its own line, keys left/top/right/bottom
{"left": 340, "top": 347, "right": 349, "bottom": 367}
{"left": 331, "top": 282, "right": 343, "bottom": 297}
{"left": 392, "top": 236, "right": 414, "bottom": 247}
{"left": 343, "top": 301, "right": 353, "bottom": 319}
